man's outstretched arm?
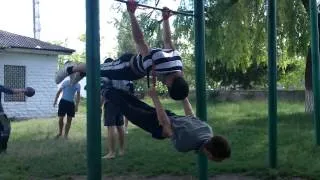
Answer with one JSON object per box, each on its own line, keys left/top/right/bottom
{"left": 127, "top": 1, "right": 149, "bottom": 56}
{"left": 182, "top": 98, "right": 195, "bottom": 117}
{"left": 148, "top": 87, "right": 173, "bottom": 137}
{"left": 162, "top": 7, "right": 174, "bottom": 49}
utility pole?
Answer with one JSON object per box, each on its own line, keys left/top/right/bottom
{"left": 33, "top": 0, "right": 41, "bottom": 39}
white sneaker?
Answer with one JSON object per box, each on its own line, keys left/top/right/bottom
{"left": 55, "top": 62, "right": 75, "bottom": 84}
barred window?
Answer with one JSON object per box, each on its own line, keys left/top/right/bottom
{"left": 4, "top": 65, "right": 26, "bottom": 102}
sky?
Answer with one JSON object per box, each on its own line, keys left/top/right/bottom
{"left": 0, "top": 0, "right": 180, "bottom": 96}
{"left": 0, "top": 0, "right": 181, "bottom": 60}
{"left": 0, "top": 0, "right": 319, "bottom": 58}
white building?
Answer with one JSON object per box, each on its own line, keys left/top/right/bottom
{"left": 0, "top": 30, "right": 75, "bottom": 119}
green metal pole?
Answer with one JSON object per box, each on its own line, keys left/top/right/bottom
{"left": 309, "top": 0, "right": 320, "bottom": 145}
{"left": 86, "top": 0, "right": 101, "bottom": 179}
{"left": 267, "top": 0, "right": 277, "bottom": 168}
{"left": 194, "top": 0, "right": 208, "bottom": 179}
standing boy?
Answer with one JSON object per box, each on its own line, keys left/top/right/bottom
{"left": 53, "top": 78, "right": 81, "bottom": 139}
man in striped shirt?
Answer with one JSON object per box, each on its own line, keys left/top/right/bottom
{"left": 55, "top": 2, "right": 189, "bottom": 101}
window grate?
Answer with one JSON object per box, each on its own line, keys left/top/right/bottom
{"left": 4, "top": 65, "right": 26, "bottom": 102}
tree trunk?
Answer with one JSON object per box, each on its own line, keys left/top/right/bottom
{"left": 301, "top": 0, "right": 313, "bottom": 113}
{"left": 305, "top": 48, "right": 313, "bottom": 112}
{"left": 305, "top": 89, "right": 314, "bottom": 112}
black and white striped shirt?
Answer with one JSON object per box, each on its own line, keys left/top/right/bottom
{"left": 132, "top": 48, "right": 183, "bottom": 76}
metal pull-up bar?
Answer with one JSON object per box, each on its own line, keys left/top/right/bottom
{"left": 114, "top": 0, "right": 194, "bottom": 17}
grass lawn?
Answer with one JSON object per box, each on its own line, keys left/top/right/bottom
{"left": 0, "top": 98, "right": 319, "bottom": 180}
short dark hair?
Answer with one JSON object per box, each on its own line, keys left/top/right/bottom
{"left": 168, "top": 76, "right": 189, "bottom": 100}
{"left": 204, "top": 135, "right": 231, "bottom": 159}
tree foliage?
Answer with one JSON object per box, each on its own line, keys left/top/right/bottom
{"left": 174, "top": 0, "right": 310, "bottom": 89}
{"left": 53, "top": 35, "right": 86, "bottom": 69}
{"left": 113, "top": 0, "right": 311, "bottom": 90}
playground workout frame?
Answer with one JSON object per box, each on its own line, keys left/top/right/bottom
{"left": 85, "top": 0, "right": 207, "bottom": 179}
{"left": 85, "top": 0, "right": 320, "bottom": 179}
{"left": 114, "top": 0, "right": 194, "bottom": 16}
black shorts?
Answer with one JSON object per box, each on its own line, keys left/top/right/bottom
{"left": 104, "top": 102, "right": 124, "bottom": 127}
{"left": 58, "top": 99, "right": 75, "bottom": 117}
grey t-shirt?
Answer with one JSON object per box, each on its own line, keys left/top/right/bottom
{"left": 170, "top": 115, "right": 213, "bottom": 152}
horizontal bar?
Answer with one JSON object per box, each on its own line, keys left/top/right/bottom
{"left": 114, "top": 0, "right": 194, "bottom": 16}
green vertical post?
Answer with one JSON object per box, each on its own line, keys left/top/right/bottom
{"left": 194, "top": 0, "right": 208, "bottom": 179}
{"left": 86, "top": 0, "right": 101, "bottom": 179}
{"left": 309, "top": 0, "right": 320, "bottom": 145}
{"left": 267, "top": 0, "right": 277, "bottom": 168}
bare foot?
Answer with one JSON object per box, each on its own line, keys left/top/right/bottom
{"left": 102, "top": 153, "right": 116, "bottom": 159}
{"left": 119, "top": 150, "right": 125, "bottom": 156}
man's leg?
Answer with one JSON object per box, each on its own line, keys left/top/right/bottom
{"left": 56, "top": 100, "right": 67, "bottom": 139}
{"left": 104, "top": 88, "right": 175, "bottom": 139}
{"left": 0, "top": 115, "right": 10, "bottom": 153}
{"left": 103, "top": 103, "right": 118, "bottom": 159}
{"left": 0, "top": 116, "right": 8, "bottom": 153}
{"left": 117, "top": 126, "right": 125, "bottom": 156}
{"left": 107, "top": 89, "right": 175, "bottom": 115}
{"left": 56, "top": 54, "right": 142, "bottom": 85}
{"left": 0, "top": 136, "right": 4, "bottom": 153}
{"left": 56, "top": 116, "right": 64, "bottom": 139}
{"left": 55, "top": 62, "right": 84, "bottom": 84}
{"left": 124, "top": 116, "right": 129, "bottom": 134}
{"left": 116, "top": 114, "right": 125, "bottom": 156}
{"left": 64, "top": 116, "right": 72, "bottom": 139}
{"left": 103, "top": 126, "right": 117, "bottom": 159}
{"left": 2, "top": 135, "right": 9, "bottom": 153}
{"left": 64, "top": 102, "right": 75, "bottom": 139}
{"left": 104, "top": 89, "right": 156, "bottom": 121}
{"left": 0, "top": 120, "right": 4, "bottom": 153}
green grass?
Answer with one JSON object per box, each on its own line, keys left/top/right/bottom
{"left": 0, "top": 99, "right": 319, "bottom": 180}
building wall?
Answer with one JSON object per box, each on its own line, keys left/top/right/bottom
{"left": 0, "top": 52, "right": 58, "bottom": 118}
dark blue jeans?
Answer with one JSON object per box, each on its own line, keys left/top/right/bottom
{"left": 103, "top": 88, "right": 175, "bottom": 139}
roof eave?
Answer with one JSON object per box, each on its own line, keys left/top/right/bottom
{"left": 1, "top": 47, "right": 75, "bottom": 55}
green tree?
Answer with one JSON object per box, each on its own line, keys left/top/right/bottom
{"left": 172, "top": 0, "right": 308, "bottom": 91}
{"left": 52, "top": 35, "right": 86, "bottom": 69}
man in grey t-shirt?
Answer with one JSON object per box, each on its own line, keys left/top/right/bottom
{"left": 102, "top": 86, "right": 231, "bottom": 162}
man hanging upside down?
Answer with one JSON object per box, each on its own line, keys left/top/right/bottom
{"left": 100, "top": 83, "right": 231, "bottom": 161}
{"left": 55, "top": 1, "right": 189, "bottom": 100}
